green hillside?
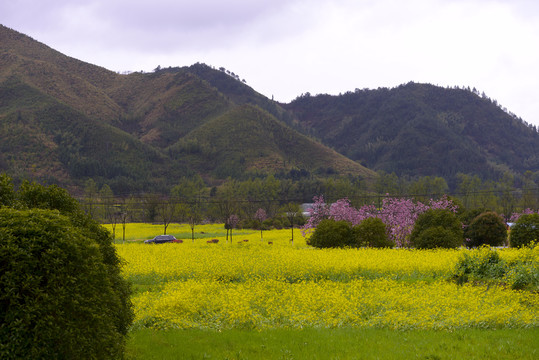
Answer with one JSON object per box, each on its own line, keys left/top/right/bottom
{"left": 2, "top": 24, "right": 537, "bottom": 194}
{"left": 284, "top": 83, "right": 539, "bottom": 187}
{"left": 170, "top": 104, "right": 375, "bottom": 179}
{"left": 0, "top": 24, "right": 375, "bottom": 193}
{"left": 0, "top": 76, "right": 171, "bottom": 193}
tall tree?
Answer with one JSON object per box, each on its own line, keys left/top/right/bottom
{"left": 498, "top": 172, "right": 516, "bottom": 218}
{"left": 217, "top": 179, "right": 239, "bottom": 242}
{"left": 83, "top": 178, "right": 98, "bottom": 218}
{"left": 0, "top": 173, "right": 15, "bottom": 207}
{"left": 282, "top": 202, "right": 301, "bottom": 244}
{"left": 171, "top": 175, "right": 206, "bottom": 242}
{"left": 254, "top": 208, "right": 267, "bottom": 240}
{"left": 156, "top": 197, "right": 177, "bottom": 235}
{"left": 520, "top": 171, "right": 538, "bottom": 210}
{"left": 456, "top": 173, "right": 482, "bottom": 210}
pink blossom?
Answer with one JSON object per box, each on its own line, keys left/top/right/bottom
{"left": 302, "top": 195, "right": 458, "bottom": 247}
{"left": 254, "top": 208, "right": 267, "bottom": 222}
{"left": 510, "top": 208, "right": 538, "bottom": 222}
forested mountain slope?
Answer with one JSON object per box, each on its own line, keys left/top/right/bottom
{"left": 284, "top": 83, "right": 539, "bottom": 187}
{"left": 0, "top": 25, "right": 375, "bottom": 193}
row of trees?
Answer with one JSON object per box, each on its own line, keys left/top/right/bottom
{"left": 307, "top": 196, "right": 538, "bottom": 250}
{"left": 80, "top": 170, "right": 539, "bottom": 235}
{"left": 81, "top": 175, "right": 304, "bottom": 241}
{"left": 303, "top": 196, "right": 458, "bottom": 247}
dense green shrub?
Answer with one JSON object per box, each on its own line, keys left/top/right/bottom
{"left": 510, "top": 213, "right": 539, "bottom": 248}
{"left": 241, "top": 216, "right": 298, "bottom": 231}
{"left": 308, "top": 219, "right": 353, "bottom": 248}
{"left": 413, "top": 226, "right": 462, "bottom": 249}
{"left": 353, "top": 217, "right": 393, "bottom": 248}
{"left": 262, "top": 219, "right": 273, "bottom": 230}
{"left": 409, "top": 209, "right": 463, "bottom": 249}
{"left": 240, "top": 219, "right": 258, "bottom": 230}
{"left": 295, "top": 215, "right": 306, "bottom": 227}
{"left": 458, "top": 208, "right": 488, "bottom": 227}
{"left": 451, "top": 246, "right": 505, "bottom": 285}
{"left": 281, "top": 217, "right": 292, "bottom": 228}
{"left": 465, "top": 212, "right": 507, "bottom": 247}
{"left": 0, "top": 177, "right": 133, "bottom": 359}
{"left": 0, "top": 174, "right": 15, "bottom": 207}
{"left": 451, "top": 244, "right": 538, "bottom": 291}
{"left": 0, "top": 209, "right": 128, "bottom": 359}
{"left": 272, "top": 218, "right": 283, "bottom": 229}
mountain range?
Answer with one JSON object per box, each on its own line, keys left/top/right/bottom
{"left": 1, "top": 24, "right": 538, "bottom": 194}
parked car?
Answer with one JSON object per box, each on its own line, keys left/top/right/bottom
{"left": 144, "top": 235, "right": 177, "bottom": 244}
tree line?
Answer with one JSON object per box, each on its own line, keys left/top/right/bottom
{"left": 79, "top": 171, "right": 539, "bottom": 238}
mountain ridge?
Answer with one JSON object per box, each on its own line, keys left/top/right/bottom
{"left": 284, "top": 83, "right": 539, "bottom": 187}
{"left": 1, "top": 24, "right": 538, "bottom": 195}
{"left": 1, "top": 24, "right": 377, "bottom": 194}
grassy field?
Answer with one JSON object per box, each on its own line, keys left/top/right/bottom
{"left": 111, "top": 224, "right": 538, "bottom": 359}
{"left": 126, "top": 327, "right": 539, "bottom": 360}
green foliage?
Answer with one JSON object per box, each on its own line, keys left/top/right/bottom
{"left": 452, "top": 246, "right": 505, "bottom": 283}
{"left": 0, "top": 173, "right": 15, "bottom": 207}
{"left": 0, "top": 177, "right": 133, "bottom": 359}
{"left": 1, "top": 24, "right": 375, "bottom": 189}
{"left": 465, "top": 212, "right": 507, "bottom": 247}
{"left": 172, "top": 104, "right": 374, "bottom": 181}
{"left": 413, "top": 226, "right": 462, "bottom": 249}
{"left": 272, "top": 218, "right": 283, "bottom": 230}
{"left": 353, "top": 217, "right": 393, "bottom": 248}
{"left": 510, "top": 214, "right": 539, "bottom": 248}
{"left": 451, "top": 244, "right": 538, "bottom": 291}
{"left": 307, "top": 219, "right": 354, "bottom": 248}
{"left": 3, "top": 25, "right": 539, "bottom": 198}
{"left": 458, "top": 207, "right": 488, "bottom": 227}
{"left": 410, "top": 209, "right": 463, "bottom": 249}
{"left": 18, "top": 180, "right": 81, "bottom": 214}
{"left": 287, "top": 83, "right": 539, "bottom": 188}
{"left": 0, "top": 209, "right": 126, "bottom": 359}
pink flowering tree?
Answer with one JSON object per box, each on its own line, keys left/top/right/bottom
{"left": 302, "top": 195, "right": 458, "bottom": 247}
{"left": 302, "top": 196, "right": 330, "bottom": 236}
{"left": 226, "top": 214, "right": 240, "bottom": 242}
{"left": 509, "top": 208, "right": 537, "bottom": 223}
{"left": 254, "top": 208, "right": 267, "bottom": 240}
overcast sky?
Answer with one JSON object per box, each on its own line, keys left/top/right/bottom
{"left": 2, "top": 0, "right": 538, "bottom": 126}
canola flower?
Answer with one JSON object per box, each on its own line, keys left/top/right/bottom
{"left": 116, "top": 226, "right": 538, "bottom": 331}
{"left": 132, "top": 278, "right": 537, "bottom": 330}
{"left": 118, "top": 243, "right": 460, "bottom": 283}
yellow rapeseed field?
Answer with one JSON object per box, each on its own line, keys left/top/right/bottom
{"left": 115, "top": 224, "right": 538, "bottom": 331}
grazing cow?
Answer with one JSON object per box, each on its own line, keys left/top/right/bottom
{"left": 207, "top": 239, "right": 219, "bottom": 244}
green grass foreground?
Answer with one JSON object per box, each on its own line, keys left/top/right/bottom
{"left": 126, "top": 327, "right": 538, "bottom": 359}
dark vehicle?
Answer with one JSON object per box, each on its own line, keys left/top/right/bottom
{"left": 144, "top": 235, "right": 177, "bottom": 244}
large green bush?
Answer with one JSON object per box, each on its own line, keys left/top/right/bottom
{"left": 451, "top": 244, "right": 538, "bottom": 291}
{"left": 353, "top": 217, "right": 393, "bottom": 248}
{"left": 0, "top": 209, "right": 125, "bottom": 359}
{"left": 465, "top": 212, "right": 507, "bottom": 247}
{"left": 510, "top": 213, "right": 539, "bottom": 248}
{"left": 458, "top": 208, "right": 487, "bottom": 227}
{"left": 409, "top": 209, "right": 463, "bottom": 249}
{"left": 0, "top": 174, "right": 15, "bottom": 207}
{"left": 451, "top": 246, "right": 505, "bottom": 285}
{"left": 0, "top": 176, "right": 133, "bottom": 359}
{"left": 413, "top": 226, "right": 462, "bottom": 249}
{"left": 307, "top": 219, "right": 353, "bottom": 248}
